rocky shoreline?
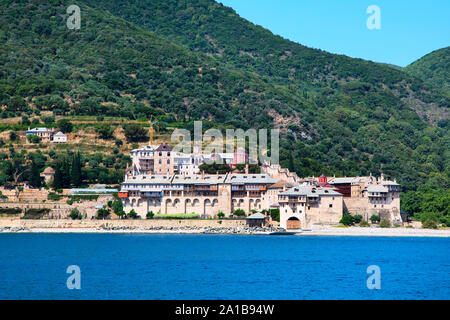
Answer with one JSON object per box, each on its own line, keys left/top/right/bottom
{"left": 1, "top": 225, "right": 449, "bottom": 237}
{"left": 0, "top": 225, "right": 286, "bottom": 235}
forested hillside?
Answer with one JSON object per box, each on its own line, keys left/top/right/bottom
{"left": 0, "top": 0, "right": 448, "bottom": 204}
{"left": 83, "top": 0, "right": 449, "bottom": 123}
{"left": 405, "top": 47, "right": 450, "bottom": 97}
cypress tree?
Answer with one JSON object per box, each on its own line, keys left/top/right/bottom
{"left": 29, "top": 160, "right": 41, "bottom": 188}
{"left": 61, "top": 158, "right": 71, "bottom": 188}
{"left": 53, "top": 162, "right": 63, "bottom": 189}
{"left": 288, "top": 151, "right": 295, "bottom": 173}
{"left": 70, "top": 152, "right": 82, "bottom": 187}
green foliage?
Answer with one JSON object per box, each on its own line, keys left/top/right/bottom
{"left": 57, "top": 119, "right": 73, "bottom": 133}
{"left": 27, "top": 135, "right": 41, "bottom": 144}
{"left": 96, "top": 207, "right": 110, "bottom": 219}
{"left": 29, "top": 159, "right": 41, "bottom": 188}
{"left": 41, "top": 116, "right": 55, "bottom": 124}
{"left": 9, "top": 131, "right": 18, "bottom": 141}
{"left": 233, "top": 209, "right": 246, "bottom": 217}
{"left": 268, "top": 208, "right": 280, "bottom": 222}
{"left": 153, "top": 213, "right": 200, "bottom": 219}
{"left": 47, "top": 192, "right": 61, "bottom": 201}
{"left": 199, "top": 162, "right": 232, "bottom": 174}
{"left": 123, "top": 124, "right": 148, "bottom": 142}
{"left": 23, "top": 208, "right": 50, "bottom": 219}
{"left": 359, "top": 220, "right": 370, "bottom": 227}
{"left": 0, "top": 207, "right": 22, "bottom": 215}
{"left": 405, "top": 47, "right": 450, "bottom": 94}
{"left": 217, "top": 211, "right": 225, "bottom": 219}
{"left": 401, "top": 186, "right": 449, "bottom": 225}
{"left": 146, "top": 211, "right": 154, "bottom": 219}
{"left": 69, "top": 208, "right": 82, "bottom": 220}
{"left": 353, "top": 214, "right": 363, "bottom": 224}
{"left": 379, "top": 220, "right": 391, "bottom": 228}
{"left": 127, "top": 209, "right": 139, "bottom": 219}
{"left": 70, "top": 152, "right": 83, "bottom": 187}
{"left": 422, "top": 219, "right": 438, "bottom": 229}
{"left": 95, "top": 124, "right": 115, "bottom": 139}
{"left": 370, "top": 215, "right": 381, "bottom": 223}
{"left": 340, "top": 214, "right": 355, "bottom": 226}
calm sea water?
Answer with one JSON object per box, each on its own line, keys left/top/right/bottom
{"left": 0, "top": 234, "right": 448, "bottom": 300}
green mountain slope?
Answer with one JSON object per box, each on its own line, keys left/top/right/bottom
{"left": 0, "top": 0, "right": 448, "bottom": 192}
{"left": 405, "top": 47, "right": 450, "bottom": 95}
{"left": 83, "top": 0, "right": 449, "bottom": 124}
{"left": 0, "top": 0, "right": 303, "bottom": 128}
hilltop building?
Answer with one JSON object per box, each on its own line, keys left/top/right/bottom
{"left": 26, "top": 127, "right": 55, "bottom": 142}
{"left": 128, "top": 143, "right": 251, "bottom": 176}
{"left": 52, "top": 131, "right": 67, "bottom": 143}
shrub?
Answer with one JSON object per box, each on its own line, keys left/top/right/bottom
{"left": 422, "top": 219, "right": 438, "bottom": 229}
{"left": 127, "top": 209, "right": 139, "bottom": 219}
{"left": 359, "top": 220, "right": 370, "bottom": 227}
{"left": 57, "top": 119, "right": 73, "bottom": 133}
{"left": 379, "top": 220, "right": 391, "bottom": 228}
{"left": 146, "top": 211, "right": 154, "bottom": 219}
{"left": 23, "top": 208, "right": 50, "bottom": 219}
{"left": 69, "top": 208, "right": 82, "bottom": 220}
{"left": 9, "top": 131, "right": 18, "bottom": 141}
{"left": 96, "top": 208, "right": 110, "bottom": 219}
{"left": 269, "top": 208, "right": 280, "bottom": 222}
{"left": 0, "top": 208, "right": 22, "bottom": 215}
{"left": 340, "top": 214, "right": 355, "bottom": 226}
{"left": 27, "top": 135, "right": 41, "bottom": 144}
{"left": 217, "top": 211, "right": 225, "bottom": 219}
{"left": 353, "top": 214, "right": 363, "bottom": 224}
{"left": 153, "top": 213, "right": 200, "bottom": 219}
{"left": 115, "top": 139, "right": 123, "bottom": 147}
{"left": 48, "top": 192, "right": 62, "bottom": 201}
{"left": 370, "top": 215, "right": 380, "bottom": 223}
{"left": 233, "top": 209, "right": 246, "bottom": 217}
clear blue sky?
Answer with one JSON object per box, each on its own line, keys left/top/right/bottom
{"left": 220, "top": 0, "right": 450, "bottom": 67}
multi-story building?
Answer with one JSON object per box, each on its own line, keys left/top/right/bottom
{"left": 121, "top": 145, "right": 403, "bottom": 227}
{"left": 129, "top": 145, "right": 158, "bottom": 175}
{"left": 326, "top": 174, "right": 401, "bottom": 223}
{"left": 153, "top": 143, "right": 175, "bottom": 174}
{"left": 278, "top": 186, "right": 344, "bottom": 229}
{"left": 129, "top": 143, "right": 252, "bottom": 176}
{"left": 119, "top": 172, "right": 278, "bottom": 218}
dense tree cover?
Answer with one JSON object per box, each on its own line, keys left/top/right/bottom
{"left": 402, "top": 186, "right": 449, "bottom": 226}
{"left": 0, "top": 148, "right": 130, "bottom": 187}
{"left": 0, "top": 0, "right": 448, "bottom": 214}
{"left": 405, "top": 47, "right": 450, "bottom": 95}
{"left": 123, "top": 124, "right": 148, "bottom": 142}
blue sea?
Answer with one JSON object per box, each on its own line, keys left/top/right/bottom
{"left": 0, "top": 234, "right": 448, "bottom": 300}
